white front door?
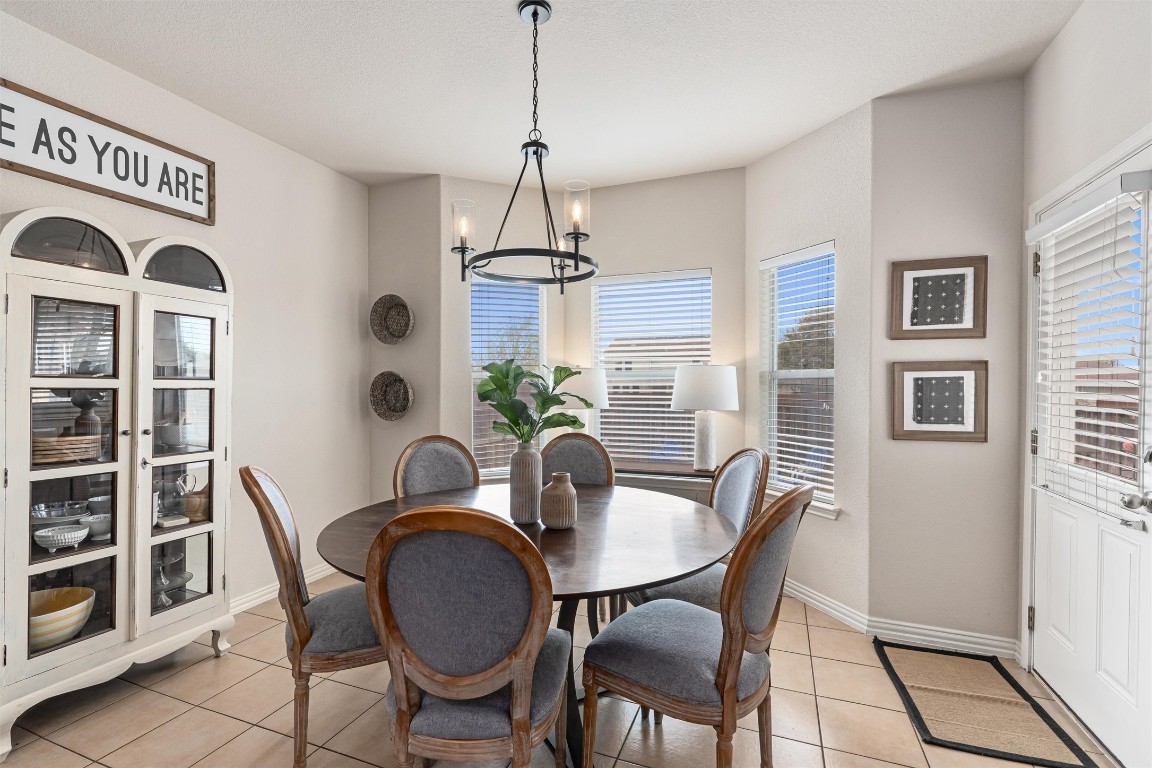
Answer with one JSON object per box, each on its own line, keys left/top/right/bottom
{"left": 1032, "top": 188, "right": 1152, "bottom": 767}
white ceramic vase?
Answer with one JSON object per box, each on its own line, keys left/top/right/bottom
{"left": 510, "top": 442, "right": 542, "bottom": 524}
{"left": 541, "top": 472, "right": 578, "bottom": 530}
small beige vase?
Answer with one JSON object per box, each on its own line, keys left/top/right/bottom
{"left": 510, "top": 442, "right": 542, "bottom": 524}
{"left": 540, "top": 472, "right": 578, "bottom": 530}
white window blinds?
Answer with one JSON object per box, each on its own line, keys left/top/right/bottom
{"left": 1035, "top": 191, "right": 1147, "bottom": 512}
{"left": 593, "top": 270, "right": 712, "bottom": 472}
{"left": 470, "top": 280, "right": 546, "bottom": 472}
{"left": 760, "top": 245, "right": 835, "bottom": 501}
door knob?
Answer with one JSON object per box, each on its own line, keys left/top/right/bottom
{"left": 142, "top": 428, "right": 152, "bottom": 435}
{"left": 141, "top": 458, "right": 151, "bottom": 469}
{"left": 1119, "top": 492, "right": 1152, "bottom": 510}
{"left": 121, "top": 429, "right": 131, "bottom": 436}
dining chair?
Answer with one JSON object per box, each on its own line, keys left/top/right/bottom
{"left": 393, "top": 435, "right": 480, "bottom": 498}
{"left": 364, "top": 506, "right": 569, "bottom": 768}
{"left": 581, "top": 484, "right": 814, "bottom": 768}
{"left": 240, "top": 466, "right": 389, "bottom": 768}
{"left": 541, "top": 433, "right": 620, "bottom": 626}
{"left": 625, "top": 447, "right": 769, "bottom": 612}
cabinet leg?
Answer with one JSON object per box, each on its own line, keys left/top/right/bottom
{"left": 211, "top": 629, "right": 231, "bottom": 657}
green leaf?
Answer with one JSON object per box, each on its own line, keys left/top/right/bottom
{"left": 531, "top": 390, "right": 567, "bottom": 414}
{"left": 539, "top": 413, "right": 585, "bottom": 432}
{"left": 558, "top": 391, "right": 594, "bottom": 409}
{"left": 490, "top": 399, "right": 530, "bottom": 425}
{"left": 552, "top": 365, "right": 579, "bottom": 387}
{"left": 491, "top": 421, "right": 520, "bottom": 439}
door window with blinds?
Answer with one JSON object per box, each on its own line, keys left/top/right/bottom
{"left": 592, "top": 270, "right": 712, "bottom": 472}
{"left": 470, "top": 279, "right": 546, "bottom": 472}
{"left": 1034, "top": 190, "right": 1147, "bottom": 510}
{"left": 760, "top": 244, "right": 835, "bottom": 501}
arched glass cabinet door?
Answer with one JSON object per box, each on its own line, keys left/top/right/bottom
{"left": 143, "top": 245, "right": 225, "bottom": 292}
{"left": 12, "top": 217, "right": 128, "bottom": 274}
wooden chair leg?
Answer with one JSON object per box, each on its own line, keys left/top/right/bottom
{"left": 654, "top": 711, "right": 663, "bottom": 725}
{"left": 554, "top": 681, "right": 568, "bottom": 768}
{"left": 715, "top": 725, "right": 735, "bottom": 768}
{"left": 598, "top": 596, "right": 607, "bottom": 622}
{"left": 758, "top": 691, "right": 772, "bottom": 767}
{"left": 639, "top": 705, "right": 650, "bottom": 720}
{"left": 582, "top": 674, "right": 598, "bottom": 768}
{"left": 293, "top": 673, "right": 310, "bottom": 768}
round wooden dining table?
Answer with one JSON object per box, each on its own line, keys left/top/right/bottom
{"left": 316, "top": 482, "right": 738, "bottom": 767}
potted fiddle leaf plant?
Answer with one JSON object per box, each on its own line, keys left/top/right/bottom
{"left": 477, "top": 360, "right": 592, "bottom": 524}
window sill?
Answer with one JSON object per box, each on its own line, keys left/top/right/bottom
{"left": 765, "top": 486, "right": 841, "bottom": 520}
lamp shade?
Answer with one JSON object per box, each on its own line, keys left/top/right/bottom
{"left": 562, "top": 367, "right": 610, "bottom": 409}
{"left": 671, "top": 365, "right": 739, "bottom": 411}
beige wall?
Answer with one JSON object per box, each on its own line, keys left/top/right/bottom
{"left": 0, "top": 14, "right": 372, "bottom": 600}
{"left": 869, "top": 81, "right": 1025, "bottom": 639}
{"left": 1025, "top": 0, "right": 1152, "bottom": 204}
{"left": 562, "top": 168, "right": 747, "bottom": 461}
{"left": 744, "top": 105, "right": 873, "bottom": 614}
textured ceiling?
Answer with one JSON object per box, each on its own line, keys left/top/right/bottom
{"left": 1, "top": 0, "right": 1080, "bottom": 187}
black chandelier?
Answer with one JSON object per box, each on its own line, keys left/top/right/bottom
{"left": 451, "top": 0, "right": 597, "bottom": 294}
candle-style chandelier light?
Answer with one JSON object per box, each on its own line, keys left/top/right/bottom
{"left": 451, "top": 0, "right": 597, "bottom": 294}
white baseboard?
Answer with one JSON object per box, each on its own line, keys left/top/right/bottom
{"left": 785, "top": 578, "right": 1019, "bottom": 658}
{"left": 229, "top": 562, "right": 336, "bottom": 614}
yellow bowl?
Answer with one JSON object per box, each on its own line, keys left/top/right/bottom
{"left": 29, "top": 587, "right": 95, "bottom": 653}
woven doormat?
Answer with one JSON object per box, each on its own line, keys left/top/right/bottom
{"left": 873, "top": 639, "right": 1096, "bottom": 768}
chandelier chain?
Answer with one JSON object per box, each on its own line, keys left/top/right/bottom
{"left": 529, "top": 12, "right": 541, "bottom": 141}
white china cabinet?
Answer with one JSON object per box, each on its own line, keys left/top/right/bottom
{"left": 0, "top": 208, "right": 235, "bottom": 761}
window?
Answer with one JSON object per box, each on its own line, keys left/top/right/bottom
{"left": 1033, "top": 190, "right": 1146, "bottom": 513}
{"left": 470, "top": 280, "right": 546, "bottom": 472}
{"left": 760, "top": 244, "right": 835, "bottom": 501}
{"left": 593, "top": 270, "right": 712, "bottom": 472}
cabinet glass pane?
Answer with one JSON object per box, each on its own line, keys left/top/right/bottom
{"left": 30, "top": 473, "right": 116, "bottom": 563}
{"left": 31, "top": 389, "right": 116, "bottom": 467}
{"left": 13, "top": 218, "right": 128, "bottom": 274}
{"left": 32, "top": 297, "right": 117, "bottom": 378}
{"left": 154, "top": 312, "right": 214, "bottom": 379}
{"left": 144, "top": 246, "right": 225, "bottom": 292}
{"left": 29, "top": 556, "right": 115, "bottom": 658}
{"left": 152, "top": 461, "right": 212, "bottom": 533}
{"left": 152, "top": 390, "right": 212, "bottom": 455}
{"left": 151, "top": 533, "right": 211, "bottom": 614}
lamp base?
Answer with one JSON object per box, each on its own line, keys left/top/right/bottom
{"left": 693, "top": 410, "right": 717, "bottom": 471}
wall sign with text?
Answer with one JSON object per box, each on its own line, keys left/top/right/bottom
{"left": 0, "top": 79, "right": 215, "bottom": 225}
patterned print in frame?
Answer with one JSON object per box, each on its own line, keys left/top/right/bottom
{"left": 889, "top": 256, "right": 987, "bottom": 339}
{"left": 892, "top": 361, "right": 987, "bottom": 442}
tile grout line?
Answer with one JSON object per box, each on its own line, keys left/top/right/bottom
{"left": 800, "top": 611, "right": 828, "bottom": 768}
{"left": 43, "top": 686, "right": 196, "bottom": 765}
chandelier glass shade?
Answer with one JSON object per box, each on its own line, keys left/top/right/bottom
{"left": 451, "top": 0, "right": 598, "bottom": 294}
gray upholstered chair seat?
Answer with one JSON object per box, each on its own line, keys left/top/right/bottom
{"left": 385, "top": 627, "right": 571, "bottom": 739}
{"left": 625, "top": 563, "right": 726, "bottom": 612}
{"left": 583, "top": 599, "right": 769, "bottom": 706}
{"left": 286, "top": 583, "right": 380, "bottom": 656}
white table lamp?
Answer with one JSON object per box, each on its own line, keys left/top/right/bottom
{"left": 671, "top": 364, "right": 739, "bottom": 471}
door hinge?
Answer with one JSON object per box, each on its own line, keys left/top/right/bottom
{"left": 224, "top": 446, "right": 228, "bottom": 462}
{"left": 1030, "top": 429, "right": 1039, "bottom": 456}
{"left": 3, "top": 294, "right": 8, "bottom": 314}
{"left": 3, "top": 468, "right": 7, "bottom": 488}
{"left": 222, "top": 574, "right": 226, "bottom": 591}
{"left": 2, "top": 645, "right": 6, "bottom": 666}
{"left": 1032, "top": 251, "right": 1041, "bottom": 277}
{"left": 226, "top": 320, "right": 230, "bottom": 336}
{"left": 1028, "top": 606, "right": 1035, "bottom": 632}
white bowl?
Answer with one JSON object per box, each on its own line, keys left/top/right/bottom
{"left": 29, "top": 587, "right": 96, "bottom": 652}
{"left": 78, "top": 514, "right": 112, "bottom": 540}
{"left": 34, "top": 524, "right": 90, "bottom": 553}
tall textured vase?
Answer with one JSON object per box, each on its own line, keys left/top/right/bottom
{"left": 509, "top": 442, "right": 542, "bottom": 524}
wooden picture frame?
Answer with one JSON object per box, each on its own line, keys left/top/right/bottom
{"left": 889, "top": 256, "right": 987, "bottom": 339}
{"left": 892, "top": 360, "right": 987, "bottom": 442}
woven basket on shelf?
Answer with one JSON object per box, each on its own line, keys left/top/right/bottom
{"left": 32, "top": 435, "right": 101, "bottom": 465}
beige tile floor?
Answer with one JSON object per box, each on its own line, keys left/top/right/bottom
{"left": 8, "top": 574, "right": 1123, "bottom": 768}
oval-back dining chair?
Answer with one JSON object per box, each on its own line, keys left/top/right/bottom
{"left": 626, "top": 447, "right": 769, "bottom": 613}
{"left": 365, "top": 506, "right": 569, "bottom": 768}
{"left": 240, "top": 466, "right": 388, "bottom": 768}
{"left": 541, "top": 433, "right": 619, "bottom": 626}
{"left": 393, "top": 435, "right": 480, "bottom": 498}
{"left": 581, "top": 484, "right": 815, "bottom": 768}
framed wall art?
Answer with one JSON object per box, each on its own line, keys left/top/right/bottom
{"left": 889, "top": 256, "right": 987, "bottom": 339}
{"left": 892, "top": 360, "right": 987, "bottom": 442}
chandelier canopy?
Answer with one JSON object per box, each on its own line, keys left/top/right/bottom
{"left": 451, "top": 0, "right": 597, "bottom": 294}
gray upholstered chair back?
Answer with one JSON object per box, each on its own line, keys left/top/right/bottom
{"left": 741, "top": 501, "right": 805, "bottom": 635}
{"left": 240, "top": 466, "right": 311, "bottom": 645}
{"left": 386, "top": 530, "right": 532, "bottom": 676}
{"left": 541, "top": 433, "right": 614, "bottom": 486}
{"left": 393, "top": 435, "right": 480, "bottom": 498}
{"left": 709, "top": 448, "right": 769, "bottom": 533}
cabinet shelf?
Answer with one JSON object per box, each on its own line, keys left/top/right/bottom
{"left": 30, "top": 538, "right": 116, "bottom": 567}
